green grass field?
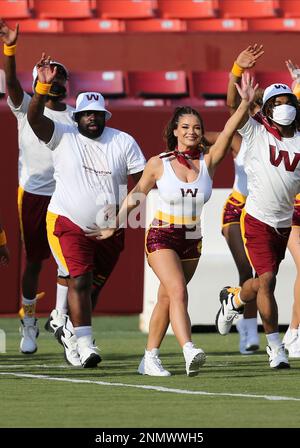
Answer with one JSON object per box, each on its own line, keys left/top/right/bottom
{"left": 0, "top": 316, "right": 299, "bottom": 428}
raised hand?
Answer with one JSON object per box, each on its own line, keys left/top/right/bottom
{"left": 35, "top": 53, "right": 57, "bottom": 84}
{"left": 235, "top": 72, "right": 258, "bottom": 104}
{"left": 236, "top": 44, "right": 264, "bottom": 69}
{"left": 285, "top": 59, "right": 300, "bottom": 82}
{"left": 0, "top": 19, "right": 19, "bottom": 46}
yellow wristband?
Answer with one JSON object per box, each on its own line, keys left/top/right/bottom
{"left": 293, "top": 83, "right": 300, "bottom": 100}
{"left": 35, "top": 80, "right": 52, "bottom": 95}
{"left": 0, "top": 230, "right": 7, "bottom": 246}
{"left": 231, "top": 61, "right": 244, "bottom": 77}
{"left": 3, "top": 44, "right": 17, "bottom": 56}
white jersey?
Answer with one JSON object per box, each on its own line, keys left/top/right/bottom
{"left": 46, "top": 122, "right": 146, "bottom": 230}
{"left": 8, "top": 92, "right": 74, "bottom": 196}
{"left": 155, "top": 153, "right": 212, "bottom": 225}
{"left": 239, "top": 114, "right": 300, "bottom": 227}
{"left": 233, "top": 138, "right": 248, "bottom": 196}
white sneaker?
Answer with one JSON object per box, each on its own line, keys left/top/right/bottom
{"left": 215, "top": 287, "right": 243, "bottom": 335}
{"left": 266, "top": 345, "right": 290, "bottom": 369}
{"left": 19, "top": 317, "right": 39, "bottom": 354}
{"left": 285, "top": 337, "right": 300, "bottom": 358}
{"left": 138, "top": 349, "right": 171, "bottom": 377}
{"left": 45, "top": 309, "right": 67, "bottom": 345}
{"left": 77, "top": 336, "right": 101, "bottom": 368}
{"left": 60, "top": 325, "right": 81, "bottom": 367}
{"left": 236, "top": 318, "right": 253, "bottom": 354}
{"left": 183, "top": 346, "right": 206, "bottom": 377}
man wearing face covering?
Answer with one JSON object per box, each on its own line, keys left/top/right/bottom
{"left": 0, "top": 20, "right": 74, "bottom": 356}
{"left": 216, "top": 72, "right": 300, "bottom": 369}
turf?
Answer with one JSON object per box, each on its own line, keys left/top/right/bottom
{"left": 0, "top": 316, "right": 299, "bottom": 428}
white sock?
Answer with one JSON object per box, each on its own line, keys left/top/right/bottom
{"left": 183, "top": 341, "right": 194, "bottom": 351}
{"left": 74, "top": 326, "right": 92, "bottom": 340}
{"left": 55, "top": 283, "right": 68, "bottom": 314}
{"left": 22, "top": 296, "right": 37, "bottom": 318}
{"left": 266, "top": 332, "right": 282, "bottom": 349}
{"left": 244, "top": 318, "right": 258, "bottom": 337}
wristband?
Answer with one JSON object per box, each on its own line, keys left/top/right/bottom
{"left": 0, "top": 230, "right": 7, "bottom": 246}
{"left": 231, "top": 61, "right": 244, "bottom": 77}
{"left": 4, "top": 44, "right": 16, "bottom": 56}
{"left": 35, "top": 80, "right": 52, "bottom": 95}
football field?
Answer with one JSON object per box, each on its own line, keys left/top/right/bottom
{"left": 0, "top": 316, "right": 299, "bottom": 429}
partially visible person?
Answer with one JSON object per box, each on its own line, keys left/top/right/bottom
{"left": 27, "top": 54, "right": 146, "bottom": 368}
{"left": 0, "top": 217, "right": 9, "bottom": 266}
{"left": 0, "top": 19, "right": 73, "bottom": 355}
{"left": 88, "top": 74, "right": 258, "bottom": 376}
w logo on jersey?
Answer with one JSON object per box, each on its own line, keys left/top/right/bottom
{"left": 180, "top": 188, "right": 198, "bottom": 197}
{"left": 269, "top": 145, "right": 300, "bottom": 172}
{"left": 86, "top": 94, "right": 99, "bottom": 101}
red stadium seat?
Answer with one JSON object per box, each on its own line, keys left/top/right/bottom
{"left": 7, "top": 19, "right": 63, "bottom": 32}
{"left": 0, "top": 0, "right": 33, "bottom": 18}
{"left": 33, "top": 0, "right": 94, "bottom": 19}
{"left": 108, "top": 98, "right": 166, "bottom": 107}
{"left": 255, "top": 71, "right": 292, "bottom": 89}
{"left": 157, "top": 0, "right": 218, "bottom": 19}
{"left": 220, "top": 0, "right": 279, "bottom": 18}
{"left": 69, "top": 71, "right": 126, "bottom": 98}
{"left": 95, "top": 0, "right": 157, "bottom": 19}
{"left": 186, "top": 18, "right": 247, "bottom": 31}
{"left": 125, "top": 18, "right": 185, "bottom": 32}
{"left": 247, "top": 18, "right": 300, "bottom": 31}
{"left": 63, "top": 19, "right": 125, "bottom": 33}
{"left": 280, "top": 0, "right": 300, "bottom": 18}
{"left": 191, "top": 71, "right": 229, "bottom": 99}
{"left": 128, "top": 71, "right": 188, "bottom": 98}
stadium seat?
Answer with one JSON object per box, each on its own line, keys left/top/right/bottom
{"left": 255, "top": 71, "right": 292, "bottom": 89}
{"left": 95, "top": 0, "right": 157, "bottom": 19}
{"left": 0, "top": 0, "right": 33, "bottom": 18}
{"left": 247, "top": 18, "right": 300, "bottom": 31}
{"left": 280, "top": 0, "right": 300, "bottom": 18}
{"left": 219, "top": 0, "right": 279, "bottom": 18}
{"left": 157, "top": 0, "right": 218, "bottom": 19}
{"left": 191, "top": 71, "right": 229, "bottom": 99}
{"left": 63, "top": 19, "right": 125, "bottom": 33}
{"left": 6, "top": 19, "right": 63, "bottom": 32}
{"left": 186, "top": 18, "right": 247, "bottom": 31}
{"left": 69, "top": 71, "right": 126, "bottom": 98}
{"left": 33, "top": 0, "right": 94, "bottom": 19}
{"left": 125, "top": 18, "right": 185, "bottom": 32}
{"left": 108, "top": 98, "right": 166, "bottom": 107}
{"left": 128, "top": 71, "right": 188, "bottom": 98}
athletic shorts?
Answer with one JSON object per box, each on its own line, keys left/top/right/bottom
{"left": 241, "top": 211, "right": 290, "bottom": 276}
{"left": 292, "top": 194, "right": 300, "bottom": 227}
{"left": 46, "top": 212, "right": 124, "bottom": 279}
{"left": 145, "top": 218, "right": 202, "bottom": 261}
{"left": 222, "top": 190, "right": 246, "bottom": 230}
{"left": 18, "top": 186, "right": 51, "bottom": 262}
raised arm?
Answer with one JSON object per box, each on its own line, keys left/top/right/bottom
{"left": 208, "top": 72, "right": 258, "bottom": 176}
{"left": 285, "top": 59, "right": 300, "bottom": 100}
{"left": 0, "top": 19, "right": 23, "bottom": 107}
{"left": 27, "top": 53, "right": 56, "bottom": 143}
{"left": 227, "top": 44, "right": 264, "bottom": 115}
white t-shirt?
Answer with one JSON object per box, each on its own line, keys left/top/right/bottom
{"left": 46, "top": 123, "right": 146, "bottom": 230}
{"left": 239, "top": 115, "right": 300, "bottom": 227}
{"left": 8, "top": 92, "right": 74, "bottom": 196}
{"left": 233, "top": 138, "right": 248, "bottom": 196}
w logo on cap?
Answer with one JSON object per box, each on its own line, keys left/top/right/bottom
{"left": 86, "top": 94, "right": 99, "bottom": 101}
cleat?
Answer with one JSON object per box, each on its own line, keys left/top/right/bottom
{"left": 284, "top": 338, "right": 300, "bottom": 359}
{"left": 44, "top": 309, "right": 67, "bottom": 346}
{"left": 60, "top": 324, "right": 81, "bottom": 367}
{"left": 266, "top": 345, "right": 290, "bottom": 369}
{"left": 19, "top": 317, "right": 39, "bottom": 354}
{"left": 77, "top": 336, "right": 101, "bottom": 368}
{"left": 183, "top": 346, "right": 206, "bottom": 377}
{"left": 138, "top": 349, "right": 171, "bottom": 377}
{"left": 215, "top": 286, "right": 243, "bottom": 335}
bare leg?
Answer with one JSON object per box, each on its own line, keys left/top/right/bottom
{"left": 67, "top": 272, "right": 93, "bottom": 327}
{"left": 287, "top": 227, "right": 300, "bottom": 328}
{"left": 22, "top": 260, "right": 42, "bottom": 298}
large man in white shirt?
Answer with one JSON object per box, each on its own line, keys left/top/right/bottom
{"left": 216, "top": 80, "right": 300, "bottom": 369}
{"left": 0, "top": 20, "right": 73, "bottom": 355}
{"left": 28, "top": 55, "right": 146, "bottom": 368}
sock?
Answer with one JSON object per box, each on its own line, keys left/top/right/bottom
{"left": 22, "top": 296, "right": 37, "bottom": 318}
{"left": 183, "top": 341, "right": 194, "bottom": 351}
{"left": 55, "top": 283, "right": 68, "bottom": 314}
{"left": 266, "top": 332, "right": 282, "bottom": 349}
{"left": 232, "top": 288, "right": 245, "bottom": 309}
{"left": 74, "top": 326, "right": 92, "bottom": 340}
{"left": 244, "top": 318, "right": 258, "bottom": 337}
{"left": 146, "top": 348, "right": 159, "bottom": 356}
{"left": 285, "top": 327, "right": 298, "bottom": 343}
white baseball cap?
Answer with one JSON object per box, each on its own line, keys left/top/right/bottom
{"left": 32, "top": 61, "right": 69, "bottom": 90}
{"left": 262, "top": 83, "right": 294, "bottom": 108}
{"left": 72, "top": 92, "right": 112, "bottom": 121}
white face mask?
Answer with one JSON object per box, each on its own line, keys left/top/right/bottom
{"left": 270, "top": 104, "right": 296, "bottom": 126}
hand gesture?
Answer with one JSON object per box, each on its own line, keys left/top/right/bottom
{"left": 236, "top": 44, "right": 264, "bottom": 69}
{"left": 0, "top": 244, "right": 9, "bottom": 265}
{"left": 285, "top": 59, "right": 300, "bottom": 82}
{"left": 85, "top": 224, "right": 116, "bottom": 240}
{"left": 235, "top": 72, "right": 258, "bottom": 104}
{"left": 35, "top": 53, "right": 57, "bottom": 84}
{"left": 0, "top": 19, "right": 19, "bottom": 46}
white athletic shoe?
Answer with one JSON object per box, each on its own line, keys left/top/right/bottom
{"left": 215, "top": 287, "right": 243, "bottom": 335}
{"left": 183, "top": 346, "right": 206, "bottom": 377}
{"left": 77, "top": 336, "right": 101, "bottom": 368}
{"left": 284, "top": 338, "right": 300, "bottom": 358}
{"left": 138, "top": 349, "right": 171, "bottom": 377}
{"left": 45, "top": 309, "right": 67, "bottom": 343}
{"left": 19, "top": 317, "right": 39, "bottom": 354}
{"left": 60, "top": 325, "right": 81, "bottom": 367}
{"left": 266, "top": 344, "right": 290, "bottom": 369}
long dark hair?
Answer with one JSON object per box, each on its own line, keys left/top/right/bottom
{"left": 263, "top": 94, "right": 300, "bottom": 131}
{"left": 163, "top": 106, "right": 210, "bottom": 153}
